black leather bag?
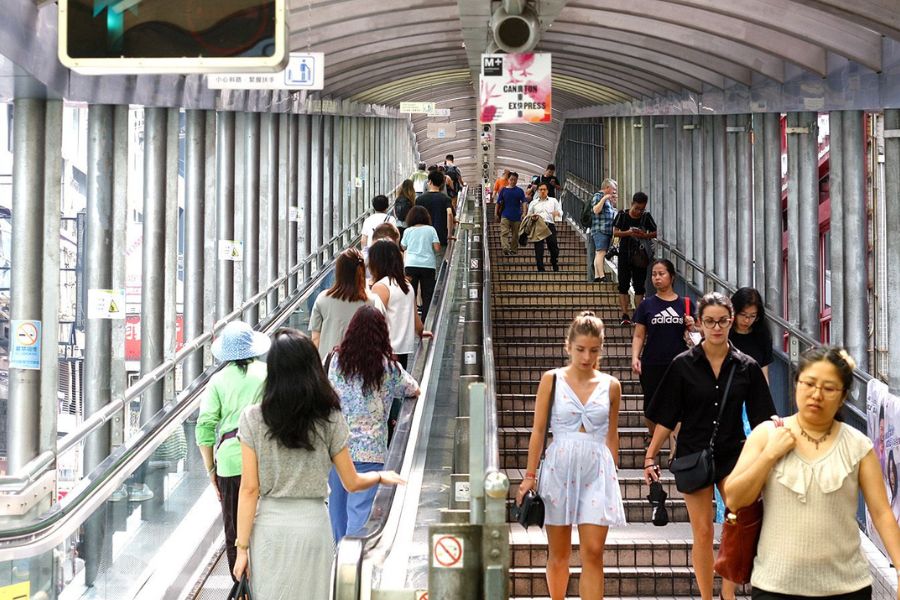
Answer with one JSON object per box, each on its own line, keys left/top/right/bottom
{"left": 512, "top": 374, "right": 556, "bottom": 529}
{"left": 227, "top": 574, "right": 252, "bottom": 600}
{"left": 669, "top": 364, "right": 736, "bottom": 494}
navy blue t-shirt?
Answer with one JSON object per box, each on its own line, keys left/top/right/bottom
{"left": 497, "top": 186, "right": 526, "bottom": 221}
{"left": 634, "top": 295, "right": 689, "bottom": 365}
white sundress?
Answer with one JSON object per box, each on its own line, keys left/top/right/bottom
{"left": 538, "top": 371, "right": 626, "bottom": 527}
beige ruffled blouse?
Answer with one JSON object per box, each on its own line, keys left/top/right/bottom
{"left": 751, "top": 423, "right": 874, "bottom": 595}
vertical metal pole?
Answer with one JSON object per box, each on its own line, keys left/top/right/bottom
{"left": 164, "top": 109, "right": 179, "bottom": 399}
{"left": 798, "top": 112, "right": 820, "bottom": 340}
{"left": 110, "top": 106, "right": 129, "bottom": 444}
{"left": 298, "top": 115, "right": 312, "bottom": 280}
{"left": 725, "top": 114, "right": 738, "bottom": 285}
{"left": 843, "top": 111, "right": 868, "bottom": 369}
{"left": 641, "top": 116, "right": 652, "bottom": 193}
{"left": 713, "top": 115, "right": 727, "bottom": 282}
{"left": 752, "top": 114, "right": 766, "bottom": 290}
{"left": 203, "top": 112, "right": 218, "bottom": 366}
{"left": 264, "top": 113, "right": 279, "bottom": 313}
{"left": 8, "top": 98, "right": 45, "bottom": 473}
{"left": 737, "top": 114, "right": 754, "bottom": 288}
{"left": 216, "top": 112, "right": 236, "bottom": 320}
{"left": 243, "top": 113, "right": 260, "bottom": 324}
{"left": 703, "top": 116, "right": 715, "bottom": 280}
{"left": 276, "top": 114, "right": 288, "bottom": 303}
{"left": 691, "top": 121, "right": 703, "bottom": 287}
{"left": 141, "top": 107, "right": 167, "bottom": 419}
{"left": 763, "top": 113, "right": 784, "bottom": 336}
{"left": 341, "top": 116, "right": 352, "bottom": 243}
{"left": 322, "top": 116, "right": 334, "bottom": 259}
{"left": 333, "top": 116, "right": 344, "bottom": 244}
{"left": 41, "top": 101, "right": 63, "bottom": 457}
{"left": 184, "top": 110, "right": 205, "bottom": 384}
{"left": 287, "top": 114, "right": 299, "bottom": 293}
{"left": 651, "top": 118, "right": 664, "bottom": 235}
{"left": 664, "top": 117, "right": 677, "bottom": 246}
{"left": 349, "top": 117, "right": 359, "bottom": 235}
{"left": 828, "top": 111, "right": 845, "bottom": 346}
{"left": 84, "top": 104, "right": 114, "bottom": 472}
{"left": 786, "top": 112, "right": 801, "bottom": 326}
{"left": 884, "top": 109, "right": 900, "bottom": 391}
{"left": 675, "top": 115, "right": 687, "bottom": 259}
{"left": 310, "top": 115, "right": 323, "bottom": 270}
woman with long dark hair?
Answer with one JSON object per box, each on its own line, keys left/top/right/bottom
{"left": 394, "top": 179, "right": 416, "bottom": 237}
{"left": 368, "top": 239, "right": 429, "bottom": 368}
{"left": 401, "top": 206, "right": 441, "bottom": 320}
{"left": 310, "top": 247, "right": 383, "bottom": 361}
{"left": 233, "top": 329, "right": 403, "bottom": 598}
{"left": 729, "top": 287, "right": 774, "bottom": 379}
{"left": 325, "top": 306, "right": 419, "bottom": 541}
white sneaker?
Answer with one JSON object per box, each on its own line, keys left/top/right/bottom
{"left": 127, "top": 484, "right": 154, "bottom": 502}
{"left": 108, "top": 484, "right": 128, "bottom": 502}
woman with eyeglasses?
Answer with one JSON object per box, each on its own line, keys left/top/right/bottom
{"left": 644, "top": 292, "right": 775, "bottom": 600}
{"left": 724, "top": 346, "right": 900, "bottom": 600}
{"left": 729, "top": 287, "right": 774, "bottom": 380}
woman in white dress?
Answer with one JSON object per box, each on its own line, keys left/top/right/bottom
{"left": 516, "top": 311, "right": 626, "bottom": 600}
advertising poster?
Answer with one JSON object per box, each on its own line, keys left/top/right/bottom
{"left": 480, "top": 53, "right": 551, "bottom": 124}
{"left": 866, "top": 378, "right": 900, "bottom": 554}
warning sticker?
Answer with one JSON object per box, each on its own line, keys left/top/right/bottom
{"left": 0, "top": 581, "right": 29, "bottom": 600}
{"left": 454, "top": 480, "right": 470, "bottom": 502}
{"left": 470, "top": 259, "right": 479, "bottom": 269}
{"left": 10, "top": 320, "right": 41, "bottom": 370}
{"left": 464, "top": 351, "right": 477, "bottom": 365}
{"left": 415, "top": 591, "right": 428, "bottom": 600}
{"left": 87, "top": 289, "right": 126, "bottom": 320}
{"left": 468, "top": 287, "right": 479, "bottom": 299}
{"left": 289, "top": 206, "right": 299, "bottom": 222}
{"left": 432, "top": 534, "right": 464, "bottom": 569}
{"left": 218, "top": 240, "right": 244, "bottom": 262}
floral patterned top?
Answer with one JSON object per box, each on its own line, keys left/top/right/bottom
{"left": 326, "top": 352, "right": 419, "bottom": 463}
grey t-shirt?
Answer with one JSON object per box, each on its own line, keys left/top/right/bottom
{"left": 309, "top": 291, "right": 385, "bottom": 361}
{"left": 238, "top": 405, "right": 350, "bottom": 498}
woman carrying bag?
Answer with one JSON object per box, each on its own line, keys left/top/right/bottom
{"left": 515, "top": 311, "right": 625, "bottom": 600}
{"left": 724, "top": 346, "right": 900, "bottom": 600}
{"left": 643, "top": 292, "right": 775, "bottom": 600}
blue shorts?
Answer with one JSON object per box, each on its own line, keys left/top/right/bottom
{"left": 592, "top": 231, "right": 612, "bottom": 251}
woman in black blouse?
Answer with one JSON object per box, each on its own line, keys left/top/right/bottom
{"left": 643, "top": 292, "right": 775, "bottom": 600}
{"left": 729, "top": 287, "right": 774, "bottom": 380}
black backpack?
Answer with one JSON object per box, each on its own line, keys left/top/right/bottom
{"left": 394, "top": 196, "right": 412, "bottom": 222}
{"left": 581, "top": 193, "right": 600, "bottom": 229}
{"left": 446, "top": 165, "right": 462, "bottom": 190}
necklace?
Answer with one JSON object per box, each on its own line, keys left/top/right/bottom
{"left": 799, "top": 424, "right": 832, "bottom": 449}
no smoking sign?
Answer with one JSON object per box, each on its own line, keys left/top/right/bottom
{"left": 431, "top": 534, "right": 464, "bottom": 569}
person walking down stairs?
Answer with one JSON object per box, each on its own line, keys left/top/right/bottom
{"left": 524, "top": 183, "right": 563, "bottom": 272}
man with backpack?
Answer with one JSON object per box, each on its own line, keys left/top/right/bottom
{"left": 444, "top": 154, "right": 464, "bottom": 198}
{"left": 613, "top": 191, "right": 657, "bottom": 325}
{"left": 494, "top": 172, "right": 527, "bottom": 255}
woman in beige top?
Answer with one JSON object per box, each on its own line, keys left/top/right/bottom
{"left": 725, "top": 346, "right": 900, "bottom": 600}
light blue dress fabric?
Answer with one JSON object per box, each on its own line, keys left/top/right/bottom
{"left": 539, "top": 371, "right": 626, "bottom": 527}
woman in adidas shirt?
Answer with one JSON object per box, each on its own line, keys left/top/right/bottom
{"left": 631, "top": 260, "right": 695, "bottom": 440}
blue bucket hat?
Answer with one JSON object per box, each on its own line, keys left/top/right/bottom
{"left": 211, "top": 321, "right": 271, "bottom": 362}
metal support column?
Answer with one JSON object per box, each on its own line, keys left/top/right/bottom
{"left": 843, "top": 111, "right": 868, "bottom": 369}
{"left": 141, "top": 107, "right": 168, "bottom": 419}
{"left": 712, "top": 115, "right": 727, "bottom": 283}
{"left": 333, "top": 116, "right": 344, "bottom": 246}
{"left": 216, "top": 112, "right": 236, "bottom": 320}
{"left": 298, "top": 116, "right": 312, "bottom": 279}
{"left": 725, "top": 114, "right": 738, "bottom": 285}
{"left": 828, "top": 112, "right": 845, "bottom": 346}
{"left": 310, "top": 115, "right": 324, "bottom": 271}
{"left": 752, "top": 114, "right": 766, "bottom": 290}
{"left": 287, "top": 115, "right": 299, "bottom": 293}
{"left": 243, "top": 113, "right": 261, "bottom": 324}
{"left": 84, "top": 104, "right": 115, "bottom": 473}
{"left": 263, "top": 113, "right": 279, "bottom": 314}
{"left": 276, "top": 114, "right": 288, "bottom": 304}
{"left": 651, "top": 118, "right": 664, "bottom": 237}
{"left": 736, "top": 114, "right": 753, "bottom": 288}
{"left": 675, "top": 115, "right": 687, "bottom": 262}
{"left": 691, "top": 120, "right": 703, "bottom": 288}
{"left": 797, "top": 112, "right": 820, "bottom": 340}
{"left": 349, "top": 118, "right": 359, "bottom": 235}
{"left": 763, "top": 113, "right": 784, "bottom": 337}
{"left": 785, "top": 112, "right": 801, "bottom": 325}
{"left": 341, "top": 116, "right": 352, "bottom": 245}
{"left": 885, "top": 109, "right": 900, "bottom": 391}
{"left": 8, "top": 98, "right": 45, "bottom": 473}
{"left": 322, "top": 116, "right": 334, "bottom": 259}
{"left": 703, "top": 116, "right": 715, "bottom": 282}
{"left": 164, "top": 109, "right": 179, "bottom": 398}
{"left": 184, "top": 110, "right": 205, "bottom": 384}
{"left": 664, "top": 117, "right": 677, "bottom": 246}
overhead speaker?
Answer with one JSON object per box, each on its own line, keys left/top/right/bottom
{"left": 490, "top": 3, "right": 540, "bottom": 54}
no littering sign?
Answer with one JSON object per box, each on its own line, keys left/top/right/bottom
{"left": 432, "top": 534, "right": 464, "bottom": 569}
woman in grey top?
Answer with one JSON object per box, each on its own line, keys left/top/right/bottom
{"left": 233, "top": 329, "right": 403, "bottom": 599}
{"left": 310, "top": 248, "right": 384, "bottom": 361}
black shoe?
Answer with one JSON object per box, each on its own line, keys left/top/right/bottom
{"left": 552, "top": 264, "right": 559, "bottom": 272}
{"left": 620, "top": 313, "right": 632, "bottom": 326}
{"left": 594, "top": 276, "right": 609, "bottom": 283}
{"left": 537, "top": 267, "right": 546, "bottom": 272}
{"left": 648, "top": 481, "right": 669, "bottom": 526}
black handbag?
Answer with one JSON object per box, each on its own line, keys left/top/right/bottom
{"left": 513, "top": 374, "right": 556, "bottom": 528}
{"left": 668, "top": 364, "right": 737, "bottom": 494}
{"left": 227, "top": 574, "right": 252, "bottom": 600}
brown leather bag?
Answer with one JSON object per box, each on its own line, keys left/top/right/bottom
{"left": 714, "top": 497, "right": 763, "bottom": 584}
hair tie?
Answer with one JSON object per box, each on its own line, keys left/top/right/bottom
{"left": 837, "top": 349, "right": 857, "bottom": 371}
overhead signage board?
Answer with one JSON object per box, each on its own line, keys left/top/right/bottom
{"left": 428, "top": 108, "right": 452, "bottom": 117}
{"left": 208, "top": 52, "right": 325, "bottom": 90}
{"left": 59, "top": 0, "right": 287, "bottom": 75}
{"left": 479, "top": 53, "right": 552, "bottom": 124}
{"left": 400, "top": 102, "right": 436, "bottom": 114}
{"left": 427, "top": 123, "right": 457, "bottom": 139}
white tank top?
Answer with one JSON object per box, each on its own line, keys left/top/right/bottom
{"left": 375, "top": 276, "right": 416, "bottom": 355}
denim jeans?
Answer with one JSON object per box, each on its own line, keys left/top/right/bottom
{"left": 328, "top": 461, "right": 383, "bottom": 542}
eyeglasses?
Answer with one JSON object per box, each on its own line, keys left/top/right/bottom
{"left": 737, "top": 311, "right": 758, "bottom": 321}
{"left": 797, "top": 378, "right": 844, "bottom": 398}
{"left": 701, "top": 317, "right": 732, "bottom": 329}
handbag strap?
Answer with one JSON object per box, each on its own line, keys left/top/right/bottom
{"left": 539, "top": 373, "right": 557, "bottom": 462}
{"left": 708, "top": 362, "right": 738, "bottom": 450}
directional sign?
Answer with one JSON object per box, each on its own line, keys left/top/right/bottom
{"left": 208, "top": 53, "right": 325, "bottom": 90}
{"left": 428, "top": 108, "right": 451, "bottom": 117}
{"left": 400, "top": 102, "right": 436, "bottom": 114}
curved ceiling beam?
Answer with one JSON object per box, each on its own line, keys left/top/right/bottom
{"left": 550, "top": 57, "right": 681, "bottom": 97}
{"left": 494, "top": 153, "right": 554, "bottom": 173}
{"left": 550, "top": 53, "right": 705, "bottom": 92}
{"left": 551, "top": 77, "right": 632, "bottom": 105}
{"left": 346, "top": 69, "right": 471, "bottom": 103}
{"left": 495, "top": 127, "right": 559, "bottom": 152}
{"left": 566, "top": 1, "right": 826, "bottom": 75}
{"left": 556, "top": 9, "right": 786, "bottom": 81}
{"left": 315, "top": 25, "right": 463, "bottom": 57}
{"left": 328, "top": 44, "right": 466, "bottom": 79}
{"left": 327, "top": 53, "right": 468, "bottom": 95}
{"left": 666, "top": 0, "right": 882, "bottom": 71}
{"left": 290, "top": 5, "right": 460, "bottom": 47}
{"left": 787, "top": 0, "right": 900, "bottom": 40}
{"left": 542, "top": 26, "right": 753, "bottom": 85}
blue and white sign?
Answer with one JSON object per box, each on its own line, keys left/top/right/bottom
{"left": 10, "top": 320, "right": 41, "bottom": 370}
{"left": 207, "top": 53, "right": 325, "bottom": 90}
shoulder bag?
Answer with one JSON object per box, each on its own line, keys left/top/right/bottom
{"left": 629, "top": 213, "right": 652, "bottom": 269}
{"left": 227, "top": 573, "right": 253, "bottom": 600}
{"left": 668, "top": 363, "right": 737, "bottom": 493}
{"left": 514, "top": 373, "right": 556, "bottom": 529}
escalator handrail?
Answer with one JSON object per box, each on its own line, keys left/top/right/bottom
{"left": 333, "top": 187, "right": 469, "bottom": 598}
{"left": 481, "top": 192, "right": 500, "bottom": 475}
{"left": 0, "top": 261, "right": 342, "bottom": 561}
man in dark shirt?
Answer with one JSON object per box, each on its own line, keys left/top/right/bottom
{"left": 526, "top": 163, "right": 562, "bottom": 199}
{"left": 416, "top": 170, "right": 455, "bottom": 247}
{"left": 613, "top": 191, "right": 657, "bottom": 325}
{"left": 494, "top": 172, "right": 527, "bottom": 255}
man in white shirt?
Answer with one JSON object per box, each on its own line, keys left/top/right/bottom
{"left": 360, "top": 195, "right": 397, "bottom": 252}
{"left": 525, "top": 183, "right": 562, "bottom": 271}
